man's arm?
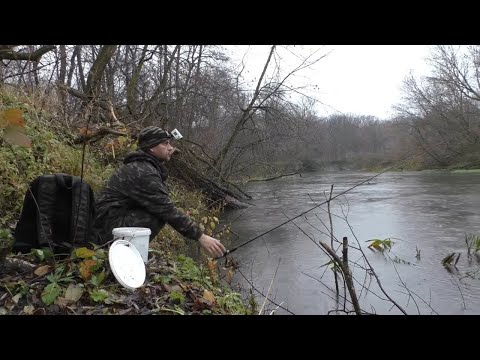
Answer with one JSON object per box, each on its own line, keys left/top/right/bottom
{"left": 127, "top": 173, "right": 226, "bottom": 257}
{"left": 127, "top": 173, "right": 202, "bottom": 239}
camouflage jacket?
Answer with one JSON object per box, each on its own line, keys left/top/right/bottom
{"left": 93, "top": 150, "right": 202, "bottom": 244}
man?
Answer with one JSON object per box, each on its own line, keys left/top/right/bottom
{"left": 93, "top": 126, "right": 226, "bottom": 258}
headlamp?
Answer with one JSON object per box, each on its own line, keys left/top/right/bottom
{"left": 171, "top": 128, "right": 183, "bottom": 140}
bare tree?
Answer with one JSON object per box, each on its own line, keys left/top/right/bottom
{"left": 394, "top": 45, "right": 480, "bottom": 168}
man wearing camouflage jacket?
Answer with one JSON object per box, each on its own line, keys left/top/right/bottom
{"left": 93, "top": 126, "right": 226, "bottom": 258}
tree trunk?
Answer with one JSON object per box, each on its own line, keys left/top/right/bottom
{"left": 212, "top": 46, "right": 276, "bottom": 177}
{"left": 127, "top": 45, "right": 149, "bottom": 114}
{"left": 86, "top": 45, "right": 117, "bottom": 98}
{"left": 76, "top": 46, "right": 86, "bottom": 92}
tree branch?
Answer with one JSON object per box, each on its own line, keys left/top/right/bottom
{"left": 0, "top": 45, "right": 55, "bottom": 61}
{"left": 73, "top": 127, "right": 129, "bottom": 144}
{"left": 246, "top": 168, "right": 303, "bottom": 182}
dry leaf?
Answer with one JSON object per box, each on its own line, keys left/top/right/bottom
{"left": 79, "top": 259, "right": 97, "bottom": 280}
{"left": 225, "top": 268, "right": 235, "bottom": 284}
{"left": 12, "top": 293, "right": 22, "bottom": 304}
{"left": 23, "top": 305, "right": 35, "bottom": 315}
{"left": 3, "top": 125, "right": 31, "bottom": 147}
{"left": 207, "top": 259, "right": 217, "bottom": 272}
{"left": 78, "top": 127, "right": 93, "bottom": 136}
{"left": 207, "top": 259, "right": 218, "bottom": 282}
{"left": 203, "top": 289, "right": 216, "bottom": 304}
{"left": 34, "top": 265, "right": 50, "bottom": 277}
{"left": 165, "top": 284, "right": 182, "bottom": 293}
{"left": 0, "top": 108, "right": 25, "bottom": 128}
{"left": 4, "top": 298, "right": 15, "bottom": 311}
{"left": 64, "top": 284, "right": 84, "bottom": 303}
{"left": 54, "top": 296, "right": 70, "bottom": 308}
{"left": 104, "top": 140, "right": 114, "bottom": 150}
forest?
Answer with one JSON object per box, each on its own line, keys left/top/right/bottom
{"left": 0, "top": 45, "right": 479, "bottom": 315}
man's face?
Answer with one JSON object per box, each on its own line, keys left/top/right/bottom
{"left": 149, "top": 140, "right": 175, "bottom": 162}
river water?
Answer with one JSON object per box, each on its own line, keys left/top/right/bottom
{"left": 221, "top": 171, "right": 480, "bottom": 315}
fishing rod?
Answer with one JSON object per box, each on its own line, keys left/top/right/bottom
{"left": 216, "top": 139, "right": 450, "bottom": 260}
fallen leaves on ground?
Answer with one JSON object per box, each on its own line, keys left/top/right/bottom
{"left": 0, "top": 250, "right": 242, "bottom": 315}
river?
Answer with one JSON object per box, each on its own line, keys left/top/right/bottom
{"left": 221, "top": 170, "right": 480, "bottom": 315}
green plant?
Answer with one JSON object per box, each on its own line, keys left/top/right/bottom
{"left": 465, "top": 233, "right": 480, "bottom": 256}
{"left": 153, "top": 274, "right": 172, "bottom": 285}
{"left": 217, "top": 292, "right": 248, "bottom": 315}
{"left": 366, "top": 238, "right": 395, "bottom": 252}
{"left": 174, "top": 254, "right": 204, "bottom": 284}
{"left": 41, "top": 265, "right": 74, "bottom": 305}
{"left": 320, "top": 259, "right": 341, "bottom": 274}
{"left": 441, "top": 252, "right": 461, "bottom": 266}
{"left": 33, "top": 248, "right": 54, "bottom": 262}
{"left": 90, "top": 289, "right": 110, "bottom": 303}
{"left": 247, "top": 289, "right": 258, "bottom": 314}
{"left": 0, "top": 228, "right": 14, "bottom": 260}
{"left": 169, "top": 290, "right": 185, "bottom": 305}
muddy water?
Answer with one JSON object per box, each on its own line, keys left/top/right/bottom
{"left": 222, "top": 171, "right": 480, "bottom": 315}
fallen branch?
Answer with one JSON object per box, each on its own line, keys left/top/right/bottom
{"left": 169, "top": 155, "right": 251, "bottom": 208}
{"left": 319, "top": 241, "right": 362, "bottom": 315}
{"left": 1, "top": 256, "right": 36, "bottom": 273}
{"left": 343, "top": 215, "right": 408, "bottom": 315}
{"left": 73, "top": 127, "right": 129, "bottom": 144}
{"left": 246, "top": 168, "right": 303, "bottom": 182}
{"left": 58, "top": 84, "right": 122, "bottom": 125}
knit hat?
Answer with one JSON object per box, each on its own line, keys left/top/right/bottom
{"left": 138, "top": 126, "right": 173, "bottom": 150}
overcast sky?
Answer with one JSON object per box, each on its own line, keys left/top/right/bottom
{"left": 225, "top": 45, "right": 434, "bottom": 119}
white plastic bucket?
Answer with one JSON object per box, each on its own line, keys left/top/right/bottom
{"left": 112, "top": 227, "right": 151, "bottom": 263}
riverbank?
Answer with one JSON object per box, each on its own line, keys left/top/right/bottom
{"left": 0, "top": 99, "right": 251, "bottom": 315}
{"left": 0, "top": 245, "right": 253, "bottom": 315}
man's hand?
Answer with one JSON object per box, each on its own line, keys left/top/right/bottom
{"left": 198, "top": 234, "right": 226, "bottom": 258}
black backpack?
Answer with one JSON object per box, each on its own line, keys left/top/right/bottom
{"left": 13, "top": 174, "right": 96, "bottom": 254}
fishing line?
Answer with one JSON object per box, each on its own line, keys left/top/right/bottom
{"left": 216, "top": 139, "right": 451, "bottom": 259}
